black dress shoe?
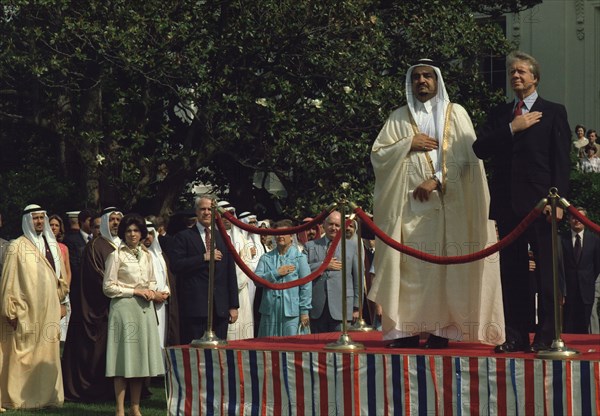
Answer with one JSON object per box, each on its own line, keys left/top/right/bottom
{"left": 529, "top": 341, "right": 551, "bottom": 353}
{"left": 387, "top": 335, "right": 420, "bottom": 348}
{"left": 423, "top": 334, "right": 449, "bottom": 349}
{"left": 494, "top": 340, "right": 527, "bottom": 353}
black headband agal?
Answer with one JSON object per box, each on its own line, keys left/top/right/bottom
{"left": 101, "top": 206, "right": 120, "bottom": 216}
{"left": 23, "top": 205, "right": 44, "bottom": 214}
{"left": 413, "top": 58, "right": 440, "bottom": 68}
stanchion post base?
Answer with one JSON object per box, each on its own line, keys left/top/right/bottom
{"left": 190, "top": 330, "right": 228, "bottom": 349}
{"left": 535, "top": 339, "right": 580, "bottom": 359}
{"left": 324, "top": 333, "right": 365, "bottom": 351}
{"left": 348, "top": 319, "right": 374, "bottom": 332}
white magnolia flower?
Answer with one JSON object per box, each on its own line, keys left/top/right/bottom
{"left": 256, "top": 98, "right": 268, "bottom": 107}
{"left": 310, "top": 98, "right": 323, "bottom": 109}
{"left": 96, "top": 154, "right": 106, "bottom": 165}
{"left": 343, "top": 86, "right": 352, "bottom": 94}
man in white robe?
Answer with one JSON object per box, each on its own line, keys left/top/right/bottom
{"left": 0, "top": 204, "right": 69, "bottom": 409}
{"left": 238, "top": 212, "right": 263, "bottom": 307}
{"left": 144, "top": 220, "right": 171, "bottom": 348}
{"left": 218, "top": 202, "right": 254, "bottom": 340}
{"left": 368, "top": 59, "right": 505, "bottom": 348}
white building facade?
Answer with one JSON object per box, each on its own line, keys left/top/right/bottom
{"left": 504, "top": 0, "right": 600, "bottom": 132}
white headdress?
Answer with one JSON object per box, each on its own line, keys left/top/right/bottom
{"left": 22, "top": 204, "right": 61, "bottom": 278}
{"left": 100, "top": 206, "right": 123, "bottom": 248}
{"left": 146, "top": 221, "right": 168, "bottom": 291}
{"left": 238, "top": 211, "right": 256, "bottom": 224}
{"left": 405, "top": 59, "right": 450, "bottom": 143}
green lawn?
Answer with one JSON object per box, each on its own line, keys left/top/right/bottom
{"left": 3, "top": 379, "right": 168, "bottom": 415}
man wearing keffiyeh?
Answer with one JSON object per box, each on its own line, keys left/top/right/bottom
{"left": 368, "top": 59, "right": 505, "bottom": 349}
{"left": 62, "top": 207, "right": 124, "bottom": 402}
{"left": 0, "top": 204, "right": 69, "bottom": 409}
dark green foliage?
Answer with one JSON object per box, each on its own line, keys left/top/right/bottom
{"left": 0, "top": 0, "right": 552, "bottom": 236}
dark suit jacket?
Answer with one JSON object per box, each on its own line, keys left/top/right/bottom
{"left": 63, "top": 230, "right": 87, "bottom": 271}
{"left": 63, "top": 230, "right": 87, "bottom": 314}
{"left": 159, "top": 234, "right": 175, "bottom": 261}
{"left": 473, "top": 96, "right": 571, "bottom": 219}
{"left": 171, "top": 226, "right": 239, "bottom": 318}
{"left": 561, "top": 231, "right": 600, "bottom": 305}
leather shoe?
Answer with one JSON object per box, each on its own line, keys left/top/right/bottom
{"left": 387, "top": 335, "right": 420, "bottom": 348}
{"left": 494, "top": 340, "right": 527, "bottom": 353}
{"left": 423, "top": 334, "right": 449, "bottom": 349}
{"left": 529, "top": 341, "right": 551, "bottom": 353}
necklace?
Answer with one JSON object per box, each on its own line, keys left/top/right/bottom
{"left": 129, "top": 245, "right": 141, "bottom": 260}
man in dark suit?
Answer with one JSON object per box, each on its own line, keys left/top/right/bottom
{"left": 62, "top": 209, "right": 94, "bottom": 353}
{"left": 561, "top": 207, "right": 600, "bottom": 333}
{"left": 63, "top": 209, "right": 94, "bottom": 292}
{"left": 304, "top": 211, "right": 359, "bottom": 333}
{"left": 473, "top": 51, "right": 571, "bottom": 353}
{"left": 171, "top": 196, "right": 239, "bottom": 343}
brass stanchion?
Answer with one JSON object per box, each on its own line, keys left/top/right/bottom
{"left": 348, "top": 212, "right": 374, "bottom": 333}
{"left": 325, "top": 201, "right": 364, "bottom": 351}
{"left": 191, "top": 201, "right": 227, "bottom": 348}
{"left": 536, "top": 188, "right": 579, "bottom": 359}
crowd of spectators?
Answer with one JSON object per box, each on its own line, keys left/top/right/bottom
{"left": 0, "top": 186, "right": 598, "bottom": 411}
{"left": 0, "top": 203, "right": 378, "bottom": 412}
{"left": 575, "top": 125, "right": 599, "bottom": 172}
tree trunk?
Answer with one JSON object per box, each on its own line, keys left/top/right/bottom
{"left": 78, "top": 83, "right": 103, "bottom": 209}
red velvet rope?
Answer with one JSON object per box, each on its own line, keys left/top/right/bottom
{"left": 353, "top": 206, "right": 544, "bottom": 265}
{"left": 221, "top": 209, "right": 331, "bottom": 236}
{"left": 567, "top": 205, "right": 600, "bottom": 234}
{"left": 215, "top": 214, "right": 341, "bottom": 290}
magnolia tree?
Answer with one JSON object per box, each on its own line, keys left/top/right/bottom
{"left": 1, "top": 0, "right": 547, "bottom": 235}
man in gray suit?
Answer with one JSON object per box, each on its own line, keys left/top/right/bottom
{"left": 304, "top": 211, "right": 359, "bottom": 333}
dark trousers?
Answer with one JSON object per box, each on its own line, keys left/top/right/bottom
{"left": 310, "top": 298, "right": 342, "bottom": 334}
{"left": 497, "top": 214, "right": 562, "bottom": 345}
{"left": 179, "top": 316, "right": 230, "bottom": 344}
{"left": 564, "top": 275, "right": 593, "bottom": 334}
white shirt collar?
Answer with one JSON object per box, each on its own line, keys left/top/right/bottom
{"left": 515, "top": 90, "right": 538, "bottom": 111}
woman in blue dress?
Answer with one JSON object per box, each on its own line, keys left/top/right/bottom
{"left": 255, "top": 219, "right": 312, "bottom": 336}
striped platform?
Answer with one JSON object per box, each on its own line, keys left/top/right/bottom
{"left": 165, "top": 332, "right": 600, "bottom": 415}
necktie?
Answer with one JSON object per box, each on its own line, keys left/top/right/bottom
{"left": 204, "top": 227, "right": 211, "bottom": 252}
{"left": 324, "top": 240, "right": 332, "bottom": 289}
{"left": 42, "top": 236, "right": 56, "bottom": 272}
{"left": 574, "top": 234, "right": 582, "bottom": 264}
{"left": 514, "top": 100, "right": 524, "bottom": 117}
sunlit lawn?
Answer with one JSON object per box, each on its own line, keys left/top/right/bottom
{"left": 3, "top": 379, "right": 167, "bottom": 415}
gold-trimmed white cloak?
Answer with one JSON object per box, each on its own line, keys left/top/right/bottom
{"left": 368, "top": 104, "right": 505, "bottom": 344}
